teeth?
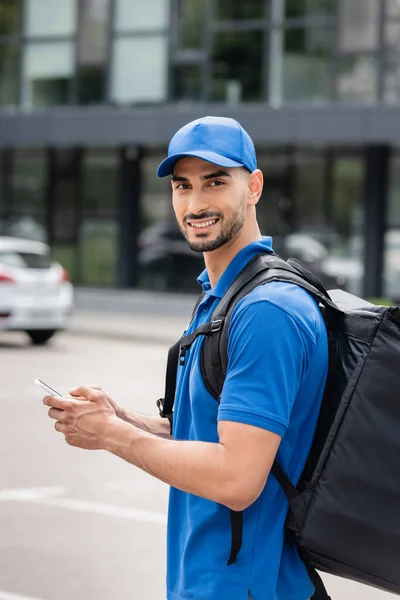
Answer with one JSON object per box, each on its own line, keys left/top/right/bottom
{"left": 190, "top": 219, "right": 217, "bottom": 229}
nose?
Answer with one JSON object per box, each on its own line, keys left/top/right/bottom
{"left": 187, "top": 190, "right": 209, "bottom": 215}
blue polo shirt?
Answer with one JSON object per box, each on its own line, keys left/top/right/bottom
{"left": 166, "top": 237, "right": 328, "bottom": 600}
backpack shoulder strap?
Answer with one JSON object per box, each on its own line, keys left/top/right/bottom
{"left": 201, "top": 253, "right": 341, "bottom": 399}
{"left": 157, "top": 291, "right": 207, "bottom": 423}
{"left": 307, "top": 567, "right": 332, "bottom": 600}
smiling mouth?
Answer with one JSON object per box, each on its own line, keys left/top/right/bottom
{"left": 187, "top": 218, "right": 219, "bottom": 230}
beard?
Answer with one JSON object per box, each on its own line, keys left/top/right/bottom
{"left": 180, "top": 198, "right": 246, "bottom": 253}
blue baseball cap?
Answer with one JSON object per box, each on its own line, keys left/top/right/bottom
{"left": 156, "top": 116, "right": 257, "bottom": 178}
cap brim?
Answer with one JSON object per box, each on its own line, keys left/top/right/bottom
{"left": 156, "top": 150, "right": 244, "bottom": 178}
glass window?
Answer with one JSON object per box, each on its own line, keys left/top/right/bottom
{"left": 388, "top": 154, "right": 400, "bottom": 228}
{"left": 256, "top": 150, "right": 292, "bottom": 237}
{"left": 0, "top": 44, "right": 19, "bottom": 106}
{"left": 173, "top": 64, "right": 203, "bottom": 101}
{"left": 52, "top": 245, "right": 78, "bottom": 281}
{"left": 338, "top": 0, "right": 379, "bottom": 53}
{"left": 48, "top": 149, "right": 79, "bottom": 281}
{"left": 82, "top": 150, "right": 119, "bottom": 216}
{"left": 0, "top": 0, "right": 21, "bottom": 37}
{"left": 385, "top": 21, "right": 400, "bottom": 46}
{"left": 216, "top": 0, "right": 265, "bottom": 20}
{"left": 80, "top": 218, "right": 118, "bottom": 286}
{"left": 283, "top": 27, "right": 332, "bottom": 103}
{"left": 177, "top": 0, "right": 206, "bottom": 50}
{"left": 263, "top": 150, "right": 336, "bottom": 290}
{"left": 115, "top": 0, "right": 169, "bottom": 32}
{"left": 77, "top": 0, "right": 111, "bottom": 104}
{"left": 52, "top": 149, "right": 79, "bottom": 245}
{"left": 295, "top": 151, "right": 326, "bottom": 233}
{"left": 387, "top": 0, "right": 400, "bottom": 18}
{"left": 78, "top": 0, "right": 110, "bottom": 64}
{"left": 285, "top": 0, "right": 333, "bottom": 19}
{"left": 385, "top": 8, "right": 400, "bottom": 102}
{"left": 385, "top": 154, "right": 400, "bottom": 301}
{"left": 141, "top": 154, "right": 171, "bottom": 228}
{"left": 111, "top": 36, "right": 168, "bottom": 104}
{"left": 337, "top": 55, "right": 378, "bottom": 103}
{"left": 384, "top": 229, "right": 400, "bottom": 302}
{"left": 211, "top": 30, "right": 263, "bottom": 102}
{"left": 77, "top": 68, "right": 104, "bottom": 105}
{"left": 330, "top": 156, "right": 365, "bottom": 296}
{"left": 10, "top": 149, "right": 47, "bottom": 214}
{"left": 23, "top": 41, "right": 74, "bottom": 107}
{"left": 25, "top": 0, "right": 77, "bottom": 37}
{"left": 384, "top": 48, "right": 400, "bottom": 103}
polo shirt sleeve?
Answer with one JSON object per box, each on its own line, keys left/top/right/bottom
{"left": 218, "top": 300, "right": 313, "bottom": 437}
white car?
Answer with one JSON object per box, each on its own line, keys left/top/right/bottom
{"left": 0, "top": 237, "right": 73, "bottom": 344}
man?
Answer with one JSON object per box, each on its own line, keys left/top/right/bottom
{"left": 43, "top": 116, "right": 328, "bottom": 600}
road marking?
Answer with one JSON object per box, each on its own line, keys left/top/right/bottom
{"left": 0, "top": 487, "right": 65, "bottom": 501}
{"left": 34, "top": 496, "right": 167, "bottom": 524}
{"left": 0, "top": 592, "right": 45, "bottom": 600}
{"left": 0, "top": 486, "right": 166, "bottom": 525}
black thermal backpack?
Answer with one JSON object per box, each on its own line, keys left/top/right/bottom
{"left": 157, "top": 252, "right": 400, "bottom": 599}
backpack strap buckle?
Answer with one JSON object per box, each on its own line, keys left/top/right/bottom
{"left": 178, "top": 319, "right": 224, "bottom": 366}
{"left": 156, "top": 398, "right": 174, "bottom": 433}
{"left": 156, "top": 397, "right": 166, "bottom": 417}
{"left": 179, "top": 346, "right": 187, "bottom": 366}
{"left": 211, "top": 319, "right": 223, "bottom": 333}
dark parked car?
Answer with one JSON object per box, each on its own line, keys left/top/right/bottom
{"left": 138, "top": 219, "right": 204, "bottom": 292}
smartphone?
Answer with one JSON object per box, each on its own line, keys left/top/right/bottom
{"left": 34, "top": 378, "right": 64, "bottom": 398}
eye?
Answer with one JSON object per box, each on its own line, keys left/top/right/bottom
{"left": 209, "top": 180, "right": 225, "bottom": 187}
{"left": 175, "top": 183, "right": 190, "bottom": 190}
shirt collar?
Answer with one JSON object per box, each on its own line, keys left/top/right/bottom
{"left": 197, "top": 236, "right": 273, "bottom": 298}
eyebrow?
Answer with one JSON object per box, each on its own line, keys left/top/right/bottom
{"left": 171, "top": 170, "right": 232, "bottom": 182}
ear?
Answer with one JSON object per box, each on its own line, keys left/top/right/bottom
{"left": 247, "top": 169, "right": 263, "bottom": 206}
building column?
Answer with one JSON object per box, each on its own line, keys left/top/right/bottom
{"left": 363, "top": 145, "right": 390, "bottom": 299}
{"left": 117, "top": 146, "right": 142, "bottom": 288}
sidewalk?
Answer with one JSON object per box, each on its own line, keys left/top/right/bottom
{"left": 66, "top": 287, "right": 199, "bottom": 345}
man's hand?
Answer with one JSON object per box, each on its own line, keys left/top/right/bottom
{"left": 71, "top": 383, "right": 122, "bottom": 418}
{"left": 43, "top": 385, "right": 118, "bottom": 450}
{"left": 79, "top": 384, "right": 172, "bottom": 439}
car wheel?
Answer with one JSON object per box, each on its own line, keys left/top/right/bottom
{"left": 26, "top": 329, "right": 56, "bottom": 345}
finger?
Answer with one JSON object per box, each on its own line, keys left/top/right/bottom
{"left": 43, "top": 395, "right": 74, "bottom": 410}
{"left": 69, "top": 385, "right": 101, "bottom": 402}
{"left": 70, "top": 383, "right": 102, "bottom": 400}
{"left": 55, "top": 421, "right": 67, "bottom": 434}
{"left": 48, "top": 407, "right": 64, "bottom": 421}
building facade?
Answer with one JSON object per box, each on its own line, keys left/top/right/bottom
{"left": 1, "top": 0, "right": 400, "bottom": 298}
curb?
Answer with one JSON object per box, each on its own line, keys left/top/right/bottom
{"left": 65, "top": 325, "right": 178, "bottom": 346}
{"left": 64, "top": 309, "right": 188, "bottom": 346}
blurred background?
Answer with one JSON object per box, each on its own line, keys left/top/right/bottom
{"left": 0, "top": 3, "right": 399, "bottom": 599}
{"left": 0, "top": 0, "right": 400, "bottom": 301}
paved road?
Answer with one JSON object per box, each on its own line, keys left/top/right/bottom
{"left": 0, "top": 329, "right": 394, "bottom": 600}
